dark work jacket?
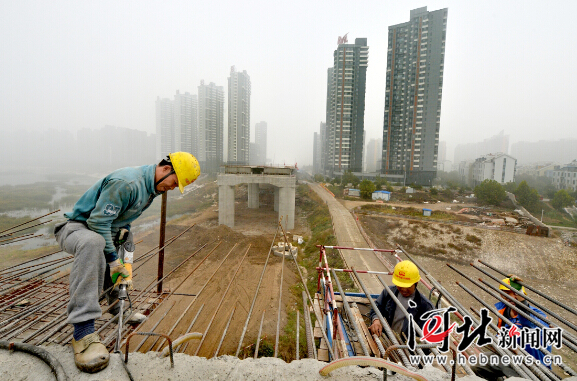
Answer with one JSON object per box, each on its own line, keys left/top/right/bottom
{"left": 368, "top": 286, "right": 434, "bottom": 338}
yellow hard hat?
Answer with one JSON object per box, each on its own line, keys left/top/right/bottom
{"left": 499, "top": 278, "right": 527, "bottom": 295}
{"left": 392, "top": 260, "right": 421, "bottom": 288}
{"left": 169, "top": 152, "right": 201, "bottom": 193}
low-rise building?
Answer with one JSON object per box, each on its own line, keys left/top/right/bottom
{"left": 551, "top": 160, "right": 577, "bottom": 192}
{"left": 372, "top": 191, "right": 391, "bottom": 201}
{"left": 471, "top": 153, "right": 517, "bottom": 186}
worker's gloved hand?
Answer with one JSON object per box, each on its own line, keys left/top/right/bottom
{"left": 108, "top": 259, "right": 133, "bottom": 290}
{"left": 507, "top": 274, "right": 524, "bottom": 283}
{"left": 369, "top": 319, "right": 383, "bottom": 337}
{"left": 114, "top": 228, "right": 133, "bottom": 247}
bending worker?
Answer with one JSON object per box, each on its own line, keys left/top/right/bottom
{"left": 54, "top": 152, "right": 200, "bottom": 373}
{"left": 472, "top": 276, "right": 552, "bottom": 380}
{"left": 369, "top": 260, "right": 433, "bottom": 338}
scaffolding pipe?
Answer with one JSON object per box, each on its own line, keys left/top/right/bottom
{"left": 478, "top": 259, "right": 577, "bottom": 317}
{"left": 235, "top": 217, "right": 281, "bottom": 357}
{"left": 254, "top": 310, "right": 266, "bottom": 359}
{"left": 472, "top": 263, "right": 577, "bottom": 336}
{"left": 177, "top": 304, "right": 204, "bottom": 353}
{"left": 302, "top": 291, "right": 316, "bottom": 359}
{"left": 194, "top": 245, "right": 251, "bottom": 356}
{"left": 331, "top": 269, "right": 369, "bottom": 356}
{"left": 351, "top": 268, "right": 410, "bottom": 368}
{"left": 214, "top": 305, "right": 236, "bottom": 358}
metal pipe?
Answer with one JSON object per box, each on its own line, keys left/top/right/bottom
{"left": 320, "top": 245, "right": 395, "bottom": 253}
{"left": 456, "top": 282, "right": 561, "bottom": 381}
{"left": 296, "top": 310, "right": 300, "bottom": 360}
{"left": 0, "top": 210, "right": 60, "bottom": 235}
{"left": 317, "top": 267, "right": 392, "bottom": 275}
{"left": 478, "top": 259, "right": 577, "bottom": 317}
{"left": 350, "top": 268, "right": 411, "bottom": 368}
{"left": 320, "top": 247, "right": 347, "bottom": 358}
{"left": 302, "top": 291, "right": 316, "bottom": 359}
{"left": 472, "top": 263, "right": 577, "bottom": 336}
{"left": 194, "top": 245, "right": 251, "bottom": 356}
{"left": 177, "top": 304, "right": 204, "bottom": 353}
{"left": 332, "top": 269, "right": 369, "bottom": 356}
{"left": 234, "top": 217, "right": 281, "bottom": 357}
{"left": 214, "top": 306, "right": 236, "bottom": 358}
{"left": 157, "top": 191, "right": 168, "bottom": 293}
{"left": 254, "top": 310, "right": 266, "bottom": 359}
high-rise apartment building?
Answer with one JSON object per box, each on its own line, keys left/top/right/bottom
{"left": 156, "top": 91, "right": 197, "bottom": 160}
{"left": 382, "top": 7, "right": 448, "bottom": 185}
{"left": 319, "top": 122, "right": 327, "bottom": 173}
{"left": 365, "top": 138, "right": 382, "bottom": 173}
{"left": 228, "top": 67, "right": 251, "bottom": 165}
{"left": 325, "top": 37, "right": 369, "bottom": 176}
{"left": 198, "top": 81, "right": 224, "bottom": 173}
{"left": 156, "top": 97, "right": 174, "bottom": 160}
{"left": 313, "top": 132, "right": 321, "bottom": 174}
{"left": 254, "top": 121, "right": 267, "bottom": 165}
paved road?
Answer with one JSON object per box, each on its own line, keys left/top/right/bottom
{"left": 309, "top": 183, "right": 392, "bottom": 294}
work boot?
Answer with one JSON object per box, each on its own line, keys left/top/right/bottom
{"left": 126, "top": 312, "right": 146, "bottom": 324}
{"left": 71, "top": 332, "right": 109, "bottom": 373}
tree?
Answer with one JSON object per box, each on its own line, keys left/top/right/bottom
{"left": 386, "top": 185, "right": 394, "bottom": 192}
{"left": 313, "top": 174, "right": 324, "bottom": 183}
{"left": 515, "top": 181, "right": 540, "bottom": 211}
{"left": 374, "top": 176, "right": 387, "bottom": 190}
{"left": 552, "top": 189, "right": 575, "bottom": 210}
{"left": 430, "top": 187, "right": 439, "bottom": 196}
{"left": 359, "top": 179, "right": 376, "bottom": 199}
{"left": 504, "top": 182, "right": 517, "bottom": 193}
{"left": 342, "top": 170, "right": 360, "bottom": 187}
{"left": 474, "top": 179, "right": 506, "bottom": 206}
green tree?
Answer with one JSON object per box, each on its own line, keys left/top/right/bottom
{"left": 313, "top": 174, "right": 324, "bottom": 183}
{"left": 374, "top": 176, "right": 387, "bottom": 190}
{"left": 552, "top": 189, "right": 575, "bottom": 210}
{"left": 430, "top": 187, "right": 439, "bottom": 196}
{"left": 386, "top": 185, "right": 394, "bottom": 192}
{"left": 515, "top": 181, "right": 540, "bottom": 210}
{"left": 359, "top": 179, "right": 376, "bottom": 199}
{"left": 504, "top": 182, "right": 517, "bottom": 193}
{"left": 474, "top": 179, "right": 506, "bottom": 206}
{"left": 342, "top": 170, "right": 360, "bottom": 187}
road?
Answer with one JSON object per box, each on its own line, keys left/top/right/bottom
{"left": 309, "top": 183, "right": 392, "bottom": 294}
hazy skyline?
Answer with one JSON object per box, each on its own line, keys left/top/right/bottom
{"left": 2, "top": 1, "right": 576, "bottom": 167}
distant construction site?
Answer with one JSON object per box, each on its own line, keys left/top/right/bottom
{"left": 1, "top": 173, "right": 577, "bottom": 380}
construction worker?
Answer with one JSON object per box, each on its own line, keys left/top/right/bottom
{"left": 471, "top": 275, "right": 552, "bottom": 380}
{"left": 368, "top": 260, "right": 433, "bottom": 338}
{"left": 53, "top": 152, "right": 200, "bottom": 373}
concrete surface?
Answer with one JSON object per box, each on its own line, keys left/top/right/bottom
{"left": 309, "top": 183, "right": 392, "bottom": 294}
{"left": 0, "top": 344, "right": 508, "bottom": 381}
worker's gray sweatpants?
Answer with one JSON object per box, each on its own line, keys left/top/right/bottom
{"left": 55, "top": 221, "right": 107, "bottom": 325}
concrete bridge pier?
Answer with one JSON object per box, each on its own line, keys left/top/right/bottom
{"left": 248, "top": 183, "right": 259, "bottom": 209}
{"left": 278, "top": 186, "right": 295, "bottom": 229}
{"left": 274, "top": 187, "right": 279, "bottom": 212}
{"left": 218, "top": 184, "right": 234, "bottom": 227}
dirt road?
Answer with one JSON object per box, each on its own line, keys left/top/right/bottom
{"left": 308, "top": 183, "right": 391, "bottom": 294}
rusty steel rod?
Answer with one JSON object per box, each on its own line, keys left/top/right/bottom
{"left": 177, "top": 304, "right": 204, "bottom": 353}
{"left": 296, "top": 309, "right": 300, "bottom": 360}
{"left": 0, "top": 249, "right": 62, "bottom": 273}
{"left": 274, "top": 219, "right": 287, "bottom": 359}
{"left": 302, "top": 291, "right": 316, "bottom": 359}
{"left": 0, "top": 220, "right": 52, "bottom": 238}
{"left": 0, "top": 210, "right": 60, "bottom": 235}
{"left": 0, "top": 256, "right": 72, "bottom": 278}
{"left": 194, "top": 245, "right": 251, "bottom": 356}
{"left": 0, "top": 269, "right": 62, "bottom": 296}
{"left": 214, "top": 305, "right": 236, "bottom": 358}
{"left": 254, "top": 310, "right": 266, "bottom": 359}
{"left": 0, "top": 233, "right": 34, "bottom": 244}
{"left": 133, "top": 301, "right": 176, "bottom": 352}
{"left": 317, "top": 267, "right": 392, "bottom": 275}
{"left": 0, "top": 257, "right": 72, "bottom": 285}
{"left": 478, "top": 259, "right": 577, "bottom": 317}
{"left": 234, "top": 217, "right": 282, "bottom": 357}
{"left": 157, "top": 192, "right": 168, "bottom": 293}
{"left": 0, "top": 234, "right": 44, "bottom": 246}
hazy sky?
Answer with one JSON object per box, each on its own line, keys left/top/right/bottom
{"left": 2, "top": 1, "right": 576, "bottom": 165}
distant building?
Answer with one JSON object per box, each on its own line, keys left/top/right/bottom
{"left": 511, "top": 139, "right": 577, "bottom": 165}
{"left": 365, "top": 138, "right": 382, "bottom": 173}
{"left": 198, "top": 80, "right": 224, "bottom": 173}
{"left": 156, "top": 91, "right": 198, "bottom": 160}
{"left": 381, "top": 7, "right": 448, "bottom": 186}
{"left": 551, "top": 160, "right": 577, "bottom": 192}
{"left": 254, "top": 121, "right": 267, "bottom": 165}
{"left": 437, "top": 160, "right": 452, "bottom": 172}
{"left": 319, "top": 122, "right": 327, "bottom": 173}
{"left": 249, "top": 142, "right": 258, "bottom": 165}
{"left": 325, "top": 36, "right": 369, "bottom": 176}
{"left": 372, "top": 190, "right": 391, "bottom": 201}
{"left": 313, "top": 132, "right": 322, "bottom": 174}
{"left": 471, "top": 153, "right": 517, "bottom": 186}
{"left": 454, "top": 130, "right": 509, "bottom": 165}
{"left": 438, "top": 141, "right": 447, "bottom": 163}
{"left": 227, "top": 67, "right": 251, "bottom": 165}
{"left": 458, "top": 160, "right": 474, "bottom": 186}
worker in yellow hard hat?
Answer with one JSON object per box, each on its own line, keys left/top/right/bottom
{"left": 53, "top": 152, "right": 200, "bottom": 374}
{"left": 368, "top": 260, "right": 434, "bottom": 338}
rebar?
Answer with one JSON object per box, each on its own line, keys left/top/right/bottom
{"left": 194, "top": 245, "right": 251, "bottom": 356}
{"left": 157, "top": 192, "right": 168, "bottom": 293}
{"left": 235, "top": 216, "right": 281, "bottom": 357}
{"left": 478, "top": 259, "right": 577, "bottom": 317}
{"left": 0, "top": 233, "right": 34, "bottom": 244}
{"left": 350, "top": 268, "right": 411, "bottom": 368}
{"left": 254, "top": 310, "right": 266, "bottom": 359}
{"left": 125, "top": 332, "right": 173, "bottom": 368}
{"left": 302, "top": 291, "right": 316, "bottom": 359}
{"left": 133, "top": 301, "right": 176, "bottom": 352}
{"left": 0, "top": 234, "right": 44, "bottom": 245}
{"left": 331, "top": 269, "right": 369, "bottom": 356}
{"left": 274, "top": 218, "right": 287, "bottom": 358}
{"left": 177, "top": 304, "right": 204, "bottom": 353}
{"left": 296, "top": 309, "right": 300, "bottom": 360}
{"left": 214, "top": 305, "right": 236, "bottom": 358}
{"left": 0, "top": 220, "right": 52, "bottom": 238}
{"left": 0, "top": 249, "right": 62, "bottom": 274}
{"left": 0, "top": 210, "right": 60, "bottom": 235}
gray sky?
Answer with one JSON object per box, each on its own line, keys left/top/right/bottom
{"left": 1, "top": 0, "right": 576, "bottom": 166}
